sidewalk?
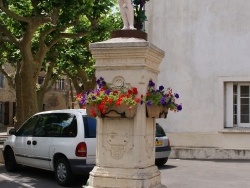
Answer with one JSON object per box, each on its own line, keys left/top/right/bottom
{"left": 0, "top": 126, "right": 8, "bottom": 164}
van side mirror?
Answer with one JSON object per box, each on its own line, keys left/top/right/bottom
{"left": 9, "top": 128, "right": 16, "bottom": 135}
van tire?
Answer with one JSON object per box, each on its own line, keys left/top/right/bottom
{"left": 155, "top": 158, "right": 168, "bottom": 166}
{"left": 54, "top": 157, "right": 73, "bottom": 186}
{"left": 4, "top": 148, "right": 18, "bottom": 172}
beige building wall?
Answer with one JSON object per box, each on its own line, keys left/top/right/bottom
{"left": 0, "top": 64, "right": 16, "bottom": 101}
{"left": 0, "top": 64, "right": 72, "bottom": 128}
{"left": 0, "top": 64, "right": 16, "bottom": 126}
{"left": 146, "top": 0, "right": 250, "bottom": 158}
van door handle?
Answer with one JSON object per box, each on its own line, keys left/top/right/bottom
{"left": 27, "top": 140, "right": 31, "bottom": 145}
{"left": 32, "top": 141, "right": 37, "bottom": 145}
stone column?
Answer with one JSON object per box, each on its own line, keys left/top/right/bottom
{"left": 87, "top": 37, "right": 166, "bottom": 188}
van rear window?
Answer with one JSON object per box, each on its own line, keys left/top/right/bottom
{"left": 83, "top": 116, "right": 96, "bottom": 138}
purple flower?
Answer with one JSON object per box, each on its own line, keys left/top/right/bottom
{"left": 160, "top": 97, "right": 167, "bottom": 106}
{"left": 177, "top": 105, "right": 182, "bottom": 111}
{"left": 80, "top": 97, "right": 86, "bottom": 105}
{"left": 96, "top": 78, "right": 101, "bottom": 85}
{"left": 147, "top": 101, "right": 153, "bottom": 106}
{"left": 105, "top": 89, "right": 111, "bottom": 95}
{"left": 91, "top": 96, "right": 96, "bottom": 100}
{"left": 149, "top": 80, "right": 155, "bottom": 87}
{"left": 96, "top": 77, "right": 106, "bottom": 88}
{"left": 175, "top": 93, "right": 179, "bottom": 99}
{"left": 159, "top": 85, "right": 164, "bottom": 91}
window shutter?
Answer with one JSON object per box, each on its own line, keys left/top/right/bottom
{"left": 225, "top": 83, "right": 234, "bottom": 128}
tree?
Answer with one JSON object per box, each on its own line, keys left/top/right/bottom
{"left": 53, "top": 11, "right": 122, "bottom": 99}
{"left": 0, "top": 0, "right": 117, "bottom": 128}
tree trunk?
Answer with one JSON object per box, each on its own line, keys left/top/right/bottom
{"left": 14, "top": 63, "right": 24, "bottom": 129}
{"left": 37, "top": 89, "right": 45, "bottom": 112}
{"left": 18, "top": 61, "right": 38, "bottom": 126}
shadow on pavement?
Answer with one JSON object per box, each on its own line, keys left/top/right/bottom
{"left": 157, "top": 164, "right": 177, "bottom": 170}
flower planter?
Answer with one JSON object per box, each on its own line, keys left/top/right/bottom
{"left": 146, "top": 105, "right": 168, "bottom": 118}
{"left": 86, "top": 104, "right": 137, "bottom": 119}
{"left": 98, "top": 104, "right": 137, "bottom": 119}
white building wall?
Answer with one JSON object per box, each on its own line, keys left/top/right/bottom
{"left": 146, "top": 0, "right": 250, "bottom": 157}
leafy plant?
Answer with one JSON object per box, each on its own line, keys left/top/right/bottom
{"left": 143, "top": 79, "right": 182, "bottom": 112}
{"left": 133, "top": 0, "right": 150, "bottom": 30}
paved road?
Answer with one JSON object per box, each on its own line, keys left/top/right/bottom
{"left": 1, "top": 159, "right": 250, "bottom": 187}
{"left": 160, "top": 159, "right": 250, "bottom": 188}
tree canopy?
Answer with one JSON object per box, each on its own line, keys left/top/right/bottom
{"left": 0, "top": 0, "right": 121, "bottom": 127}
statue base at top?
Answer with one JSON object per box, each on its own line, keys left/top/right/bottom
{"left": 111, "top": 30, "right": 148, "bottom": 41}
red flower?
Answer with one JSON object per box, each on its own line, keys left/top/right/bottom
{"left": 98, "top": 104, "right": 105, "bottom": 113}
{"left": 77, "top": 93, "right": 82, "bottom": 98}
{"left": 120, "top": 94, "right": 126, "bottom": 98}
{"left": 108, "top": 98, "right": 113, "bottom": 104}
{"left": 91, "top": 108, "right": 97, "bottom": 117}
{"left": 135, "top": 98, "right": 140, "bottom": 103}
{"left": 126, "top": 94, "right": 131, "bottom": 98}
{"left": 132, "top": 87, "right": 138, "bottom": 94}
{"left": 116, "top": 100, "right": 122, "bottom": 106}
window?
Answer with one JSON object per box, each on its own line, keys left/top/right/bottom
{"left": 55, "top": 79, "right": 65, "bottom": 90}
{"left": 83, "top": 116, "right": 96, "bottom": 138}
{"left": 156, "top": 123, "right": 166, "bottom": 137}
{"left": 226, "top": 83, "right": 250, "bottom": 128}
{"left": 35, "top": 113, "right": 77, "bottom": 137}
{"left": 0, "top": 73, "right": 3, "bottom": 88}
{"left": 16, "top": 116, "right": 39, "bottom": 136}
{"left": 0, "top": 102, "right": 3, "bottom": 124}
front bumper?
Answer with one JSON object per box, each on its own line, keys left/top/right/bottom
{"left": 155, "top": 146, "right": 171, "bottom": 159}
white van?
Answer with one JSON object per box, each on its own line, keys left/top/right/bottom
{"left": 2, "top": 109, "right": 96, "bottom": 186}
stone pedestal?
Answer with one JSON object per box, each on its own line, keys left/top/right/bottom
{"left": 87, "top": 37, "right": 165, "bottom": 188}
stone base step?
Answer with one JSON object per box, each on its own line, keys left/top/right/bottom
{"left": 170, "top": 147, "right": 250, "bottom": 160}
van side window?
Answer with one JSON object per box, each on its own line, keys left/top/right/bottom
{"left": 62, "top": 116, "right": 77, "bottom": 137}
{"left": 16, "top": 116, "right": 39, "bottom": 136}
{"left": 83, "top": 116, "right": 96, "bottom": 138}
{"left": 33, "top": 113, "right": 77, "bottom": 137}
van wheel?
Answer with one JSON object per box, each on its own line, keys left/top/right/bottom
{"left": 54, "top": 157, "right": 73, "bottom": 186}
{"left": 4, "top": 148, "right": 18, "bottom": 172}
{"left": 155, "top": 158, "right": 168, "bottom": 166}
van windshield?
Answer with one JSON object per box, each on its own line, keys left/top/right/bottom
{"left": 156, "top": 123, "right": 166, "bottom": 137}
{"left": 83, "top": 116, "right": 96, "bottom": 138}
